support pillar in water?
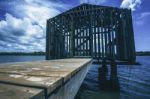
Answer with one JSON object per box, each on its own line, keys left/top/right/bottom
{"left": 98, "top": 58, "right": 108, "bottom": 90}
{"left": 98, "top": 58, "right": 120, "bottom": 91}
{"left": 110, "top": 59, "right": 120, "bottom": 91}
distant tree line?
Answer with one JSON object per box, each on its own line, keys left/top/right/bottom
{"left": 0, "top": 51, "right": 45, "bottom": 56}
{"left": 0, "top": 51, "right": 149, "bottom": 56}
{"left": 136, "top": 51, "right": 150, "bottom": 56}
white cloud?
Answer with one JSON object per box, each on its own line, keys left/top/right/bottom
{"left": 80, "top": 0, "right": 106, "bottom": 5}
{"left": 25, "top": 0, "right": 69, "bottom": 9}
{"left": 0, "top": 0, "right": 68, "bottom": 52}
{"left": 120, "top": 0, "right": 142, "bottom": 11}
{"left": 0, "top": 13, "right": 45, "bottom": 51}
{"left": 23, "top": 5, "right": 60, "bottom": 29}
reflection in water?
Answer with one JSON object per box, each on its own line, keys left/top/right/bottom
{"left": 76, "top": 59, "right": 121, "bottom": 99}
{"left": 76, "top": 56, "right": 150, "bottom": 99}
{"left": 98, "top": 59, "right": 120, "bottom": 91}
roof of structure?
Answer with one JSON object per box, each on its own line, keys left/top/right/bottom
{"left": 48, "top": 3, "right": 129, "bottom": 20}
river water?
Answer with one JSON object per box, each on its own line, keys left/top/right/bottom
{"left": 76, "top": 56, "right": 150, "bottom": 99}
{"left": 0, "top": 56, "right": 149, "bottom": 99}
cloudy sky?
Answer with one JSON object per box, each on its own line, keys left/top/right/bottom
{"left": 0, "top": 0, "right": 149, "bottom": 52}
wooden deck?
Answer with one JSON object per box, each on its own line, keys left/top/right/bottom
{"left": 0, "top": 58, "right": 92, "bottom": 99}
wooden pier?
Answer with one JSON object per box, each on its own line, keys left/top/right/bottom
{"left": 0, "top": 58, "right": 92, "bottom": 99}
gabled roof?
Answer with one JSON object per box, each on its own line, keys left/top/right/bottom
{"left": 48, "top": 3, "right": 127, "bottom": 20}
{"left": 69, "top": 3, "right": 118, "bottom": 11}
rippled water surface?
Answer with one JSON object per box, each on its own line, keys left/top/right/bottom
{"left": 0, "top": 55, "right": 45, "bottom": 63}
{"left": 76, "top": 56, "right": 150, "bottom": 99}
{"left": 0, "top": 56, "right": 149, "bottom": 99}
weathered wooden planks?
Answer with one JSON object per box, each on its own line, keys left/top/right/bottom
{"left": 0, "top": 83, "right": 44, "bottom": 99}
{"left": 0, "top": 58, "right": 92, "bottom": 99}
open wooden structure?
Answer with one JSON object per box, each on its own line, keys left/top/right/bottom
{"left": 46, "top": 4, "right": 136, "bottom": 62}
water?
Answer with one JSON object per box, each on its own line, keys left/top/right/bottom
{"left": 0, "top": 55, "right": 149, "bottom": 99}
{"left": 76, "top": 56, "right": 150, "bottom": 99}
{"left": 0, "top": 55, "right": 45, "bottom": 63}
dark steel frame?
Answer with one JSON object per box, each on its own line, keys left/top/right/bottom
{"left": 46, "top": 4, "right": 136, "bottom": 62}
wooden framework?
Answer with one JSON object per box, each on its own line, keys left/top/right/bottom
{"left": 46, "top": 4, "right": 136, "bottom": 62}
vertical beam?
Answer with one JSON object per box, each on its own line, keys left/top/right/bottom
{"left": 108, "top": 13, "right": 111, "bottom": 58}
{"left": 85, "top": 18, "right": 88, "bottom": 56}
{"left": 98, "top": 26, "right": 100, "bottom": 59}
{"left": 125, "top": 9, "right": 136, "bottom": 62}
{"left": 129, "top": 10, "right": 136, "bottom": 62}
{"left": 101, "top": 19, "right": 104, "bottom": 58}
{"left": 89, "top": 15, "right": 93, "bottom": 57}
{"left": 94, "top": 19, "right": 97, "bottom": 59}
{"left": 54, "top": 19, "right": 57, "bottom": 59}
{"left": 83, "top": 17, "right": 85, "bottom": 56}
{"left": 70, "top": 16, "right": 75, "bottom": 57}
{"left": 118, "top": 10, "right": 126, "bottom": 60}
{"left": 46, "top": 20, "right": 50, "bottom": 60}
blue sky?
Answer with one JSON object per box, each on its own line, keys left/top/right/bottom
{"left": 0, "top": 0, "right": 149, "bottom": 52}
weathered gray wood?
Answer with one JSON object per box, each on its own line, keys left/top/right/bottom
{"left": 0, "top": 58, "right": 92, "bottom": 99}
{"left": 0, "top": 83, "right": 44, "bottom": 99}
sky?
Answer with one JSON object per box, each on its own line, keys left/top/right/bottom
{"left": 0, "top": 0, "right": 150, "bottom": 52}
